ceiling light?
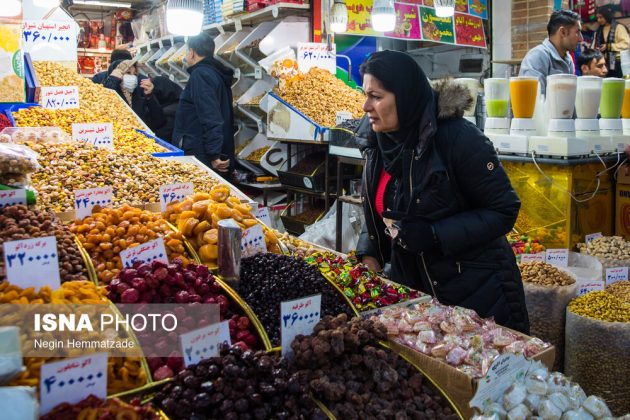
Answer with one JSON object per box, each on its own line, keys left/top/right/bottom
{"left": 0, "top": 0, "right": 21, "bottom": 17}
{"left": 371, "top": 0, "right": 395, "bottom": 32}
{"left": 167, "top": 0, "right": 203, "bottom": 36}
{"left": 434, "top": 0, "right": 455, "bottom": 18}
{"left": 330, "top": 0, "right": 348, "bottom": 33}
{"left": 72, "top": 0, "right": 132, "bottom": 8}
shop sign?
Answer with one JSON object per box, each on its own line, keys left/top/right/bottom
{"left": 240, "top": 224, "right": 267, "bottom": 258}
{"left": 120, "top": 237, "right": 168, "bottom": 269}
{"left": 545, "top": 249, "right": 569, "bottom": 267}
{"left": 455, "top": 0, "right": 468, "bottom": 13}
{"left": 454, "top": 12, "right": 486, "bottom": 47}
{"left": 159, "top": 182, "right": 194, "bottom": 212}
{"left": 469, "top": 353, "right": 532, "bottom": 410}
{"left": 3, "top": 236, "right": 61, "bottom": 291}
{"left": 467, "top": 0, "right": 487, "bottom": 19}
{"left": 0, "top": 189, "right": 27, "bottom": 208}
{"left": 281, "top": 294, "right": 321, "bottom": 356}
{"left": 74, "top": 186, "right": 113, "bottom": 220}
{"left": 40, "top": 353, "right": 108, "bottom": 415}
{"left": 420, "top": 6, "right": 455, "bottom": 44}
{"left": 180, "top": 321, "right": 230, "bottom": 367}
{"left": 297, "top": 42, "right": 337, "bottom": 74}
{"left": 71, "top": 123, "right": 113, "bottom": 149}
{"left": 345, "top": 0, "right": 379, "bottom": 35}
{"left": 22, "top": 20, "right": 77, "bottom": 63}
{"left": 41, "top": 86, "right": 80, "bottom": 110}
{"left": 385, "top": 3, "right": 422, "bottom": 40}
{"left": 605, "top": 267, "right": 628, "bottom": 286}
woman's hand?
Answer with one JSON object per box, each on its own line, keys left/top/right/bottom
{"left": 110, "top": 59, "right": 134, "bottom": 79}
{"left": 140, "top": 78, "right": 154, "bottom": 96}
{"left": 362, "top": 255, "right": 382, "bottom": 273}
{"left": 598, "top": 43, "right": 607, "bottom": 52}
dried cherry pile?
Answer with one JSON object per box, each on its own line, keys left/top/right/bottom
{"left": 238, "top": 253, "right": 353, "bottom": 346}
{"left": 154, "top": 344, "right": 326, "bottom": 420}
{"left": 291, "top": 314, "right": 459, "bottom": 420}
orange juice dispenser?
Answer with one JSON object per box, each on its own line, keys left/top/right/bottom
{"left": 599, "top": 77, "right": 629, "bottom": 152}
{"left": 484, "top": 78, "right": 510, "bottom": 135}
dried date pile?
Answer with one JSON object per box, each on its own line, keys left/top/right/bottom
{"left": 291, "top": 314, "right": 458, "bottom": 419}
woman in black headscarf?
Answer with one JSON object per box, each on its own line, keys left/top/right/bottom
{"left": 355, "top": 50, "right": 529, "bottom": 333}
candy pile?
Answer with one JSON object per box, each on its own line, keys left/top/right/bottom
{"left": 373, "top": 300, "right": 550, "bottom": 378}
{"left": 508, "top": 233, "right": 545, "bottom": 255}
{"left": 292, "top": 314, "right": 458, "bottom": 419}
{"left": 567, "top": 291, "right": 630, "bottom": 322}
{"left": 305, "top": 252, "right": 421, "bottom": 311}
{"left": 42, "top": 395, "right": 161, "bottom": 420}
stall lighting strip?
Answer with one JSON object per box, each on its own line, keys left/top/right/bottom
{"left": 73, "top": 0, "right": 132, "bottom": 7}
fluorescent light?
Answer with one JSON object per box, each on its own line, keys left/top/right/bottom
{"left": 434, "top": 0, "right": 454, "bottom": 17}
{"left": 0, "top": 0, "right": 21, "bottom": 17}
{"left": 73, "top": 0, "right": 132, "bottom": 8}
{"left": 166, "top": 0, "right": 203, "bottom": 36}
{"left": 371, "top": 0, "right": 395, "bottom": 32}
{"left": 330, "top": 0, "right": 348, "bottom": 33}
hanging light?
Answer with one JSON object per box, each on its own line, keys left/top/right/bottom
{"left": 0, "top": 0, "right": 21, "bottom": 18}
{"left": 371, "top": 0, "right": 395, "bottom": 32}
{"left": 166, "top": 0, "right": 204, "bottom": 36}
{"left": 434, "top": 0, "right": 455, "bottom": 18}
{"left": 33, "top": 0, "right": 60, "bottom": 8}
{"left": 330, "top": 0, "right": 348, "bottom": 33}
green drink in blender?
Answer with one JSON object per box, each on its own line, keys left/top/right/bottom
{"left": 484, "top": 78, "right": 510, "bottom": 118}
{"left": 600, "top": 78, "right": 625, "bottom": 118}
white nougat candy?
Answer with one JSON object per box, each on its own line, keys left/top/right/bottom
{"left": 539, "top": 399, "right": 563, "bottom": 420}
{"left": 549, "top": 392, "right": 571, "bottom": 413}
{"left": 525, "top": 374, "right": 548, "bottom": 395}
{"left": 581, "top": 396, "right": 613, "bottom": 419}
{"left": 0, "top": 326, "right": 22, "bottom": 385}
{"left": 0, "top": 387, "right": 38, "bottom": 420}
{"left": 507, "top": 403, "right": 531, "bottom": 420}
{"left": 523, "top": 393, "right": 542, "bottom": 413}
{"left": 482, "top": 402, "right": 507, "bottom": 420}
{"left": 567, "top": 384, "right": 588, "bottom": 407}
{"left": 503, "top": 383, "right": 528, "bottom": 411}
{"left": 561, "top": 408, "right": 595, "bottom": 420}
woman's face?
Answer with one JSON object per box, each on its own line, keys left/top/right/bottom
{"left": 362, "top": 74, "right": 399, "bottom": 133}
{"left": 596, "top": 13, "right": 608, "bottom": 26}
{"left": 125, "top": 65, "right": 137, "bottom": 76}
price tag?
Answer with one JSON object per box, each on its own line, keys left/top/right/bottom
{"left": 40, "top": 86, "right": 80, "bottom": 110}
{"left": 120, "top": 238, "right": 168, "bottom": 269}
{"left": 469, "top": 353, "right": 532, "bottom": 409}
{"left": 545, "top": 249, "right": 569, "bottom": 267}
{"left": 578, "top": 279, "right": 605, "bottom": 296}
{"left": 240, "top": 224, "right": 267, "bottom": 258}
{"left": 297, "top": 42, "right": 336, "bottom": 74}
{"left": 22, "top": 20, "right": 77, "bottom": 63}
{"left": 255, "top": 205, "right": 272, "bottom": 227}
{"left": 40, "top": 353, "right": 107, "bottom": 415}
{"left": 605, "top": 267, "right": 628, "bottom": 285}
{"left": 72, "top": 123, "right": 114, "bottom": 149}
{"left": 0, "top": 189, "right": 27, "bottom": 208}
{"left": 336, "top": 111, "right": 353, "bottom": 126}
{"left": 74, "top": 186, "right": 113, "bottom": 220}
{"left": 585, "top": 232, "right": 603, "bottom": 243}
{"left": 520, "top": 252, "right": 546, "bottom": 263}
{"left": 180, "top": 321, "right": 231, "bottom": 367}
{"left": 281, "top": 294, "right": 321, "bottom": 357}
{"left": 159, "top": 182, "right": 193, "bottom": 212}
{"left": 3, "top": 236, "right": 60, "bottom": 290}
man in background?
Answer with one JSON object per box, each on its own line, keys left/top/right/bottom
{"left": 578, "top": 48, "right": 608, "bottom": 77}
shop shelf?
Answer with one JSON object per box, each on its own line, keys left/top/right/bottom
{"left": 277, "top": 151, "right": 327, "bottom": 192}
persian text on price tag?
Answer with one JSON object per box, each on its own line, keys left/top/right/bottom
{"left": 577, "top": 279, "right": 605, "bottom": 296}
{"left": 469, "top": 353, "right": 532, "bottom": 410}
{"left": 3, "top": 236, "right": 60, "bottom": 290}
{"left": 40, "top": 353, "right": 107, "bottom": 415}
{"left": 180, "top": 320, "right": 231, "bottom": 367}
{"left": 297, "top": 42, "right": 336, "bottom": 74}
{"left": 71, "top": 123, "right": 113, "bottom": 149}
{"left": 40, "top": 86, "right": 80, "bottom": 110}
{"left": 240, "top": 224, "right": 267, "bottom": 258}
{"left": 159, "top": 182, "right": 193, "bottom": 212}
{"left": 74, "top": 186, "right": 113, "bottom": 220}
{"left": 255, "top": 205, "right": 272, "bottom": 227}
{"left": 0, "top": 189, "right": 27, "bottom": 208}
{"left": 120, "top": 238, "right": 168, "bottom": 268}
{"left": 520, "top": 252, "right": 545, "bottom": 263}
{"left": 281, "top": 294, "right": 321, "bottom": 357}
{"left": 605, "top": 267, "right": 628, "bottom": 285}
{"left": 22, "top": 20, "right": 77, "bottom": 63}
{"left": 585, "top": 232, "right": 603, "bottom": 243}
{"left": 336, "top": 111, "right": 353, "bottom": 125}
{"left": 545, "top": 249, "right": 569, "bottom": 267}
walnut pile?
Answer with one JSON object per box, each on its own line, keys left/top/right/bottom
{"left": 519, "top": 262, "right": 575, "bottom": 286}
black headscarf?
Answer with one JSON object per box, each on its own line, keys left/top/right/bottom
{"left": 360, "top": 50, "right": 434, "bottom": 178}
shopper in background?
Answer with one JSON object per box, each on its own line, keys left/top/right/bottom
{"left": 578, "top": 48, "right": 608, "bottom": 77}
{"left": 103, "top": 59, "right": 165, "bottom": 133}
{"left": 520, "top": 9, "right": 582, "bottom": 95}
{"left": 92, "top": 48, "right": 133, "bottom": 84}
{"left": 151, "top": 76, "right": 183, "bottom": 143}
{"left": 593, "top": 5, "right": 629, "bottom": 78}
{"left": 355, "top": 50, "right": 529, "bottom": 334}
{"left": 173, "top": 33, "right": 235, "bottom": 174}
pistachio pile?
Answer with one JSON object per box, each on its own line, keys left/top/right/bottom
{"left": 577, "top": 236, "right": 630, "bottom": 260}
{"left": 568, "top": 291, "right": 630, "bottom": 322}
{"left": 519, "top": 262, "right": 576, "bottom": 286}
{"left": 605, "top": 281, "right": 630, "bottom": 304}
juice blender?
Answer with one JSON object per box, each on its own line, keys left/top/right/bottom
{"left": 574, "top": 76, "right": 612, "bottom": 153}
{"left": 621, "top": 79, "right": 630, "bottom": 135}
{"left": 484, "top": 78, "right": 510, "bottom": 135}
{"left": 454, "top": 78, "right": 481, "bottom": 125}
{"left": 599, "top": 77, "right": 628, "bottom": 152}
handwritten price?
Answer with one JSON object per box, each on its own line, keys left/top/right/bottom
{"left": 282, "top": 310, "right": 320, "bottom": 327}
{"left": 0, "top": 189, "right": 27, "bottom": 208}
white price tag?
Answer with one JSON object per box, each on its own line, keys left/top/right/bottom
{"left": 605, "top": 267, "right": 628, "bottom": 285}
{"left": 255, "top": 206, "right": 272, "bottom": 227}
{"left": 40, "top": 86, "right": 80, "bottom": 110}
{"left": 545, "top": 249, "right": 569, "bottom": 267}
{"left": 585, "top": 232, "right": 603, "bottom": 243}
{"left": 72, "top": 123, "right": 114, "bottom": 149}
{"left": 519, "top": 252, "right": 545, "bottom": 263}
{"left": 180, "top": 321, "right": 231, "bottom": 367}
{"left": 159, "top": 182, "right": 193, "bottom": 212}
{"left": 40, "top": 353, "right": 108, "bottom": 415}
{"left": 335, "top": 111, "right": 353, "bottom": 126}
{"left": 0, "top": 189, "right": 27, "bottom": 208}
{"left": 22, "top": 20, "right": 77, "bottom": 63}
{"left": 469, "top": 353, "right": 532, "bottom": 409}
{"left": 3, "top": 236, "right": 60, "bottom": 290}
{"left": 74, "top": 186, "right": 113, "bottom": 220}
{"left": 578, "top": 279, "right": 605, "bottom": 296}
{"left": 297, "top": 42, "right": 336, "bottom": 74}
{"left": 119, "top": 238, "right": 168, "bottom": 269}
{"left": 281, "top": 294, "right": 321, "bottom": 357}
{"left": 240, "top": 224, "right": 267, "bottom": 258}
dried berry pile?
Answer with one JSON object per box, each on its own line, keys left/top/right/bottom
{"left": 239, "top": 253, "right": 353, "bottom": 346}
{"left": 291, "top": 314, "right": 458, "bottom": 419}
{"left": 154, "top": 345, "right": 326, "bottom": 420}
{"left": 41, "top": 395, "right": 161, "bottom": 420}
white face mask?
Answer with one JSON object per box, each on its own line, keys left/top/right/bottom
{"left": 122, "top": 74, "right": 138, "bottom": 91}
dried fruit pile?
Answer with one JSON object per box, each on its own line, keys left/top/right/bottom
{"left": 42, "top": 396, "right": 161, "bottom": 420}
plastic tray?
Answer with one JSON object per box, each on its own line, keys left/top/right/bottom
{"left": 0, "top": 103, "right": 39, "bottom": 126}
{"left": 135, "top": 129, "right": 184, "bottom": 157}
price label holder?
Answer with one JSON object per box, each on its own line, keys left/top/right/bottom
{"left": 254, "top": 66, "right": 263, "bottom": 79}
{"left": 255, "top": 205, "right": 272, "bottom": 227}
{"left": 469, "top": 353, "right": 532, "bottom": 410}
{"left": 40, "top": 86, "right": 80, "bottom": 110}
{"left": 3, "top": 236, "right": 60, "bottom": 290}
{"left": 159, "top": 182, "right": 193, "bottom": 212}
{"left": 297, "top": 42, "right": 336, "bottom": 74}
{"left": 71, "top": 123, "right": 114, "bottom": 149}
{"left": 74, "top": 186, "right": 113, "bottom": 220}
{"left": 578, "top": 279, "right": 605, "bottom": 296}
{"left": 40, "top": 353, "right": 108, "bottom": 415}
{"left": 336, "top": 111, "right": 353, "bottom": 126}
{"left": 545, "top": 249, "right": 569, "bottom": 267}
{"left": 0, "top": 189, "right": 27, "bottom": 208}
{"left": 22, "top": 20, "right": 77, "bottom": 63}
{"left": 240, "top": 224, "right": 267, "bottom": 258}
{"left": 281, "top": 294, "right": 321, "bottom": 357}
{"left": 605, "top": 267, "right": 628, "bottom": 286}
{"left": 120, "top": 238, "right": 168, "bottom": 268}
{"left": 585, "top": 232, "right": 603, "bottom": 243}
{"left": 520, "top": 252, "right": 546, "bottom": 263}
{"left": 180, "top": 320, "right": 231, "bottom": 367}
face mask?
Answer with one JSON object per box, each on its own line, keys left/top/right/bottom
{"left": 122, "top": 74, "right": 138, "bottom": 91}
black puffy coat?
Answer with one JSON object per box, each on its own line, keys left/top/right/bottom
{"left": 356, "top": 80, "right": 529, "bottom": 334}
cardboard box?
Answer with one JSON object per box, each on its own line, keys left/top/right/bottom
{"left": 388, "top": 338, "right": 555, "bottom": 419}
{"left": 615, "top": 163, "right": 630, "bottom": 239}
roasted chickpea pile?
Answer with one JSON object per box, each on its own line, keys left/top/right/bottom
{"left": 568, "top": 291, "right": 630, "bottom": 322}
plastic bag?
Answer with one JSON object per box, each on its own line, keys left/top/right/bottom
{"left": 299, "top": 200, "right": 363, "bottom": 253}
{"left": 564, "top": 310, "right": 630, "bottom": 416}
{"left": 0, "top": 127, "right": 71, "bottom": 144}
{"left": 0, "top": 143, "right": 40, "bottom": 175}
{"left": 0, "top": 173, "right": 31, "bottom": 188}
